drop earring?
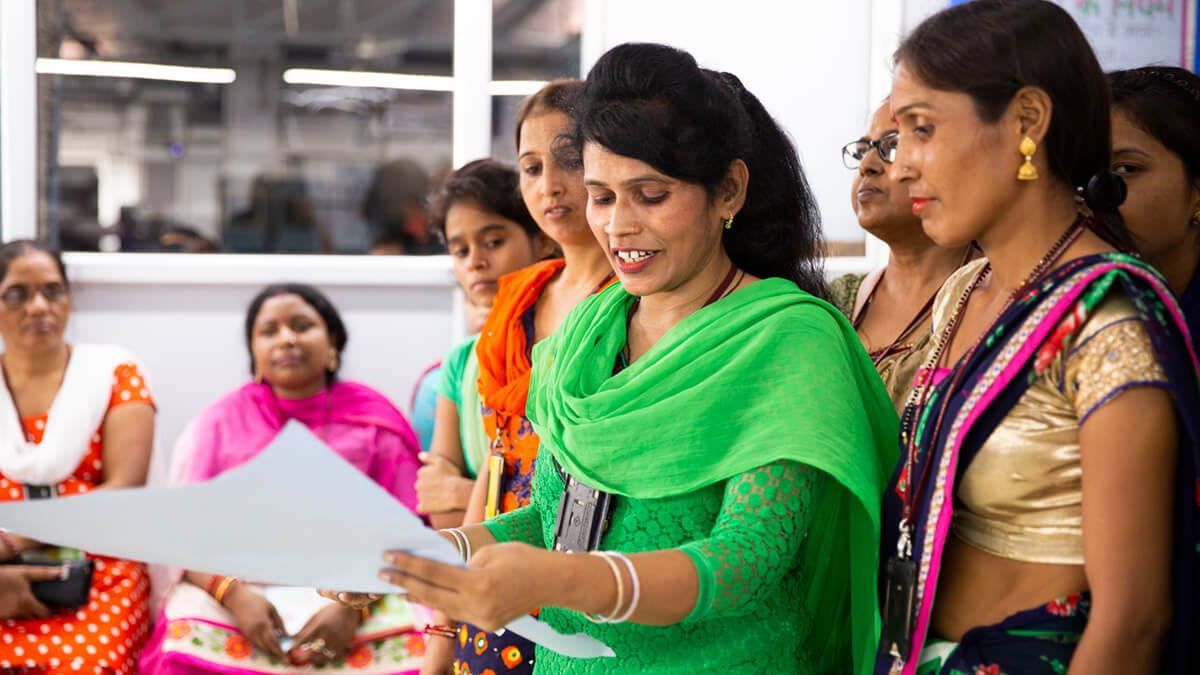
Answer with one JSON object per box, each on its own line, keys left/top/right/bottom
{"left": 723, "top": 215, "right": 735, "bottom": 230}
{"left": 1017, "top": 136, "right": 1039, "bottom": 181}
{"left": 327, "top": 348, "right": 339, "bottom": 372}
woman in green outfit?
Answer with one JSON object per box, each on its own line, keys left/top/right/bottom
{"left": 370, "top": 43, "right": 898, "bottom": 674}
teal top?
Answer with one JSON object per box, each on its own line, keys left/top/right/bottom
{"left": 410, "top": 366, "right": 440, "bottom": 451}
{"left": 436, "top": 335, "right": 477, "bottom": 407}
{"left": 435, "top": 334, "right": 487, "bottom": 477}
{"left": 485, "top": 450, "right": 827, "bottom": 674}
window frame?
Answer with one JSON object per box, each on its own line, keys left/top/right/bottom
{"left": 1, "top": 0, "right": 903, "bottom": 278}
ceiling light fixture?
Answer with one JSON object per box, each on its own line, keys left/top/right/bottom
{"left": 282, "top": 68, "right": 547, "bottom": 96}
{"left": 486, "top": 80, "right": 550, "bottom": 96}
{"left": 283, "top": 68, "right": 455, "bottom": 91}
{"left": 36, "top": 58, "right": 236, "bottom": 84}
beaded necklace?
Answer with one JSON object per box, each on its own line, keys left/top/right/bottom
{"left": 883, "top": 216, "right": 1086, "bottom": 669}
{"left": 897, "top": 218, "right": 1084, "bottom": 537}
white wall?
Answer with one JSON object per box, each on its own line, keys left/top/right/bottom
{"left": 61, "top": 253, "right": 459, "bottom": 479}
{"left": 904, "top": 0, "right": 1196, "bottom": 70}
{"left": 590, "top": 0, "right": 880, "bottom": 246}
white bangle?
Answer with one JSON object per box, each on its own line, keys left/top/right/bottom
{"left": 584, "top": 551, "right": 624, "bottom": 623}
{"left": 440, "top": 528, "right": 468, "bottom": 563}
{"left": 448, "top": 527, "right": 471, "bottom": 563}
{"left": 606, "top": 552, "right": 639, "bottom": 624}
{"left": 440, "top": 528, "right": 464, "bottom": 560}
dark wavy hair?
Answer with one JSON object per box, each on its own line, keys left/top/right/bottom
{"left": 1109, "top": 66, "right": 1200, "bottom": 186}
{"left": 896, "top": 0, "right": 1132, "bottom": 250}
{"left": 244, "top": 283, "right": 348, "bottom": 379}
{"left": 572, "top": 43, "right": 828, "bottom": 298}
{"left": 428, "top": 159, "right": 540, "bottom": 242}
{"left": 0, "top": 240, "right": 69, "bottom": 290}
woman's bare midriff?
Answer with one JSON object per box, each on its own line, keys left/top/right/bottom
{"left": 931, "top": 535, "right": 1088, "bottom": 641}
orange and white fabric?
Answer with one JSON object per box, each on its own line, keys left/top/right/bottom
{"left": 0, "top": 349, "right": 155, "bottom": 674}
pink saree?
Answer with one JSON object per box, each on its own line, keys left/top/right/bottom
{"left": 139, "top": 381, "right": 427, "bottom": 675}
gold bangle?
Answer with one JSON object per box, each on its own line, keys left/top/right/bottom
{"left": 360, "top": 605, "right": 371, "bottom": 624}
{"left": 214, "top": 576, "right": 239, "bottom": 605}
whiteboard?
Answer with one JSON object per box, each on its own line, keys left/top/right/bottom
{"left": 903, "top": 0, "right": 1193, "bottom": 71}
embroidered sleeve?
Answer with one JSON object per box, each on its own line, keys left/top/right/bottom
{"left": 677, "top": 460, "right": 825, "bottom": 621}
{"left": 108, "top": 362, "right": 155, "bottom": 410}
{"left": 482, "top": 503, "right": 544, "bottom": 546}
{"left": 828, "top": 273, "right": 864, "bottom": 319}
{"left": 1064, "top": 318, "right": 1167, "bottom": 422}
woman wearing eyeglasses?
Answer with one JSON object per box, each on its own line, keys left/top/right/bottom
{"left": 831, "top": 102, "right": 974, "bottom": 413}
{"left": 0, "top": 239, "right": 157, "bottom": 675}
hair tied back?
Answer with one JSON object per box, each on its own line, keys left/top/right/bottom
{"left": 1083, "top": 171, "right": 1126, "bottom": 212}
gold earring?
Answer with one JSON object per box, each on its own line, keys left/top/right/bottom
{"left": 1018, "top": 136, "right": 1039, "bottom": 181}
{"left": 1192, "top": 209, "right": 1200, "bottom": 226}
{"left": 327, "top": 348, "right": 339, "bottom": 372}
{"left": 253, "top": 368, "right": 264, "bottom": 384}
{"left": 723, "top": 215, "right": 734, "bottom": 230}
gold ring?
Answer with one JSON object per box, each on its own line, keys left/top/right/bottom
{"left": 306, "top": 638, "right": 326, "bottom": 652}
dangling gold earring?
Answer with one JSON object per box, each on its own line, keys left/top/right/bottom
{"left": 1191, "top": 209, "right": 1200, "bottom": 226}
{"left": 723, "top": 215, "right": 735, "bottom": 230}
{"left": 327, "top": 348, "right": 339, "bottom": 372}
{"left": 1017, "top": 136, "right": 1039, "bottom": 181}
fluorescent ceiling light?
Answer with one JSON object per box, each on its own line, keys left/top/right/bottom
{"left": 282, "top": 68, "right": 547, "bottom": 96}
{"left": 36, "top": 58, "right": 236, "bottom": 84}
{"left": 487, "top": 80, "right": 549, "bottom": 96}
{"left": 283, "top": 68, "right": 455, "bottom": 91}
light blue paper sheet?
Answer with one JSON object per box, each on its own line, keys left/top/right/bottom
{"left": 0, "top": 422, "right": 614, "bottom": 659}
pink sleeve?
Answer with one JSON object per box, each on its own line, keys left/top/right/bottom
{"left": 368, "top": 427, "right": 422, "bottom": 515}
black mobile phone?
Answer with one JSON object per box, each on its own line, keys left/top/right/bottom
{"left": 6, "top": 555, "right": 95, "bottom": 609}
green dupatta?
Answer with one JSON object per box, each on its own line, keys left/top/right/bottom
{"left": 527, "top": 278, "right": 899, "bottom": 675}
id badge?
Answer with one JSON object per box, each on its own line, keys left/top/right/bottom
{"left": 484, "top": 454, "right": 505, "bottom": 520}
{"left": 882, "top": 556, "right": 918, "bottom": 661}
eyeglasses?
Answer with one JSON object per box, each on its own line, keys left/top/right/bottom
{"left": 841, "top": 131, "right": 900, "bottom": 169}
{"left": 0, "top": 283, "right": 68, "bottom": 309}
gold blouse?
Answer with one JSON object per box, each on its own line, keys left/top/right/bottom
{"left": 874, "top": 331, "right": 934, "bottom": 418}
{"left": 831, "top": 270, "right": 935, "bottom": 416}
{"left": 931, "top": 259, "right": 1168, "bottom": 564}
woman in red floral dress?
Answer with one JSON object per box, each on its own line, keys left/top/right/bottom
{"left": 0, "top": 240, "right": 156, "bottom": 675}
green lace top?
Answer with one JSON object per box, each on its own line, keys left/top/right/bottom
{"left": 484, "top": 452, "right": 827, "bottom": 674}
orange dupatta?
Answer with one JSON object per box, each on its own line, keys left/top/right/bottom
{"left": 476, "top": 259, "right": 565, "bottom": 420}
{"left": 475, "top": 260, "right": 564, "bottom": 516}
{"left": 475, "top": 259, "right": 616, "bottom": 515}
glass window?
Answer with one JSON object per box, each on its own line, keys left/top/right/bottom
{"left": 491, "top": 95, "right": 526, "bottom": 162}
{"left": 489, "top": 0, "right": 581, "bottom": 162}
{"left": 40, "top": 0, "right": 455, "bottom": 254}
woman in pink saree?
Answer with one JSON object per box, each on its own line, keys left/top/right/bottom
{"left": 139, "top": 282, "right": 426, "bottom": 675}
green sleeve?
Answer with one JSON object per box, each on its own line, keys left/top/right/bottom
{"left": 677, "top": 460, "right": 826, "bottom": 622}
{"left": 435, "top": 335, "right": 479, "bottom": 406}
{"left": 482, "top": 504, "right": 544, "bottom": 546}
